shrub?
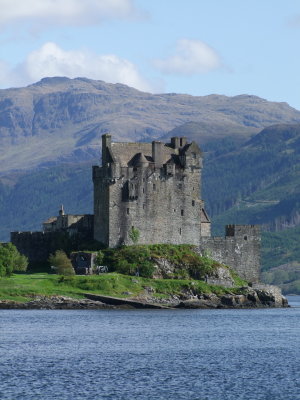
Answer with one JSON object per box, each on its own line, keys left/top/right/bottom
{"left": 129, "top": 227, "right": 140, "bottom": 244}
{"left": 115, "top": 259, "right": 137, "bottom": 276}
{"left": 0, "top": 243, "right": 28, "bottom": 277}
{"left": 49, "top": 250, "right": 75, "bottom": 276}
{"left": 188, "top": 257, "right": 216, "bottom": 280}
{"left": 138, "top": 261, "right": 155, "bottom": 278}
{"left": 95, "top": 250, "right": 104, "bottom": 266}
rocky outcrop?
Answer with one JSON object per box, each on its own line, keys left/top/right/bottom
{"left": 0, "top": 285, "right": 288, "bottom": 310}
{"left": 175, "top": 285, "right": 288, "bottom": 308}
{"left": 152, "top": 258, "right": 235, "bottom": 287}
{"left": 133, "top": 284, "right": 288, "bottom": 309}
{"left": 204, "top": 266, "right": 235, "bottom": 287}
{"left": 0, "top": 295, "right": 114, "bottom": 310}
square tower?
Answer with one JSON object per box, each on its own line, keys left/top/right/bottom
{"left": 93, "top": 134, "right": 210, "bottom": 247}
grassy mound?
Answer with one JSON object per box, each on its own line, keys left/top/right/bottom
{"left": 0, "top": 273, "right": 244, "bottom": 303}
{"left": 0, "top": 244, "right": 248, "bottom": 302}
{"left": 103, "top": 244, "right": 239, "bottom": 281}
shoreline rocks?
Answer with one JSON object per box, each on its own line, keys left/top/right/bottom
{"left": 0, "top": 295, "right": 114, "bottom": 310}
{"left": 0, "top": 284, "right": 288, "bottom": 310}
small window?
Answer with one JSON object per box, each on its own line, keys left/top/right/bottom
{"left": 173, "top": 209, "right": 176, "bottom": 212}
{"left": 192, "top": 200, "right": 195, "bottom": 206}
{"left": 181, "top": 209, "right": 184, "bottom": 216}
{"left": 127, "top": 208, "right": 130, "bottom": 215}
{"left": 244, "top": 235, "right": 248, "bottom": 241}
{"left": 179, "top": 228, "right": 182, "bottom": 235}
{"left": 153, "top": 184, "right": 156, "bottom": 191}
{"left": 143, "top": 204, "right": 145, "bottom": 209}
{"left": 143, "top": 188, "right": 145, "bottom": 193}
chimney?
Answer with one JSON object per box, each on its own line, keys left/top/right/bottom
{"left": 171, "top": 137, "right": 180, "bottom": 149}
{"left": 102, "top": 134, "right": 111, "bottom": 166}
{"left": 171, "top": 137, "right": 187, "bottom": 149}
{"left": 152, "top": 141, "right": 164, "bottom": 168}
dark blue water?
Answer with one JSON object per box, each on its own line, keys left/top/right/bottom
{"left": 1, "top": 297, "right": 300, "bottom": 400}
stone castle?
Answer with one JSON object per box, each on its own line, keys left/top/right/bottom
{"left": 11, "top": 134, "right": 260, "bottom": 282}
{"left": 93, "top": 134, "right": 210, "bottom": 247}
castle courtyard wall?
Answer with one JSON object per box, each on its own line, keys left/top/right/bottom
{"left": 197, "top": 225, "right": 261, "bottom": 283}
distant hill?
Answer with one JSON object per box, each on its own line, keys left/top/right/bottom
{"left": 261, "top": 258, "right": 300, "bottom": 295}
{"left": 204, "top": 123, "right": 300, "bottom": 235}
{"left": 1, "top": 77, "right": 300, "bottom": 173}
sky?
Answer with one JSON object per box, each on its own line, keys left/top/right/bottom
{"left": 0, "top": 0, "right": 300, "bottom": 109}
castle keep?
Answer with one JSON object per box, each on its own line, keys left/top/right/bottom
{"left": 93, "top": 134, "right": 210, "bottom": 247}
{"left": 11, "top": 134, "right": 261, "bottom": 282}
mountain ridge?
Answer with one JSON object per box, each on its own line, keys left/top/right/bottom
{"left": 1, "top": 77, "right": 300, "bottom": 173}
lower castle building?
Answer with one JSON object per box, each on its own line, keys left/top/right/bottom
{"left": 11, "top": 134, "right": 260, "bottom": 282}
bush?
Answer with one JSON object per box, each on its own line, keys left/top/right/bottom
{"left": 129, "top": 227, "right": 140, "bottom": 244}
{"left": 107, "top": 245, "right": 154, "bottom": 278}
{"left": 49, "top": 250, "right": 75, "bottom": 276}
{"left": 138, "top": 261, "right": 155, "bottom": 278}
{"left": 0, "top": 243, "right": 28, "bottom": 277}
{"left": 188, "top": 257, "right": 216, "bottom": 280}
{"left": 95, "top": 250, "right": 104, "bottom": 266}
{"left": 115, "top": 260, "right": 137, "bottom": 276}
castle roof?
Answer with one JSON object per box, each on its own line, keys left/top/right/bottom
{"left": 110, "top": 141, "right": 175, "bottom": 167}
{"left": 43, "top": 217, "right": 57, "bottom": 224}
{"left": 129, "top": 152, "right": 149, "bottom": 167}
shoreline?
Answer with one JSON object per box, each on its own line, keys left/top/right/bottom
{"left": 0, "top": 290, "right": 289, "bottom": 310}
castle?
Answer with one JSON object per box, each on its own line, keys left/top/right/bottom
{"left": 93, "top": 134, "right": 210, "bottom": 247}
{"left": 11, "top": 134, "right": 260, "bottom": 282}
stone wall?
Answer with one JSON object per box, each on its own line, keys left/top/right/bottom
{"left": 11, "top": 226, "right": 94, "bottom": 266}
{"left": 11, "top": 231, "right": 70, "bottom": 264}
{"left": 197, "top": 225, "right": 261, "bottom": 283}
{"left": 93, "top": 135, "right": 206, "bottom": 247}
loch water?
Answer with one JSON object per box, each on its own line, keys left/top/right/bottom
{"left": 0, "top": 296, "right": 300, "bottom": 400}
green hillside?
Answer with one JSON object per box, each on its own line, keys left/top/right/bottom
{"left": 0, "top": 161, "right": 94, "bottom": 240}
{"left": 204, "top": 124, "right": 300, "bottom": 234}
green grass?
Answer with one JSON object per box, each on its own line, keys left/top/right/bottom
{"left": 0, "top": 272, "right": 244, "bottom": 303}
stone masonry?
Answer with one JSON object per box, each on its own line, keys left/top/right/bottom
{"left": 93, "top": 134, "right": 211, "bottom": 248}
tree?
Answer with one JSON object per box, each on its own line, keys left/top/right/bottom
{"left": 0, "top": 243, "right": 28, "bottom": 277}
{"left": 95, "top": 250, "right": 104, "bottom": 266}
{"left": 49, "top": 250, "right": 75, "bottom": 276}
{"left": 129, "top": 227, "right": 140, "bottom": 244}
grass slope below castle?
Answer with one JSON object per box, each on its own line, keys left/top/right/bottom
{"left": 0, "top": 273, "right": 245, "bottom": 303}
{"left": 0, "top": 244, "right": 247, "bottom": 303}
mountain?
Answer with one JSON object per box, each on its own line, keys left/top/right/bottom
{"left": 1, "top": 77, "right": 300, "bottom": 173}
{"left": 1, "top": 78, "right": 300, "bottom": 293}
{"left": 204, "top": 124, "right": 300, "bottom": 234}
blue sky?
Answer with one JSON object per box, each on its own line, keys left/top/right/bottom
{"left": 0, "top": 0, "right": 300, "bottom": 109}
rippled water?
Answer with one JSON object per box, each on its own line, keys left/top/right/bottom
{"left": 0, "top": 296, "right": 300, "bottom": 400}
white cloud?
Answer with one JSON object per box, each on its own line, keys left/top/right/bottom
{"left": 154, "top": 39, "right": 221, "bottom": 75}
{"left": 0, "top": 0, "right": 139, "bottom": 29}
{"left": 0, "top": 42, "right": 153, "bottom": 92}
